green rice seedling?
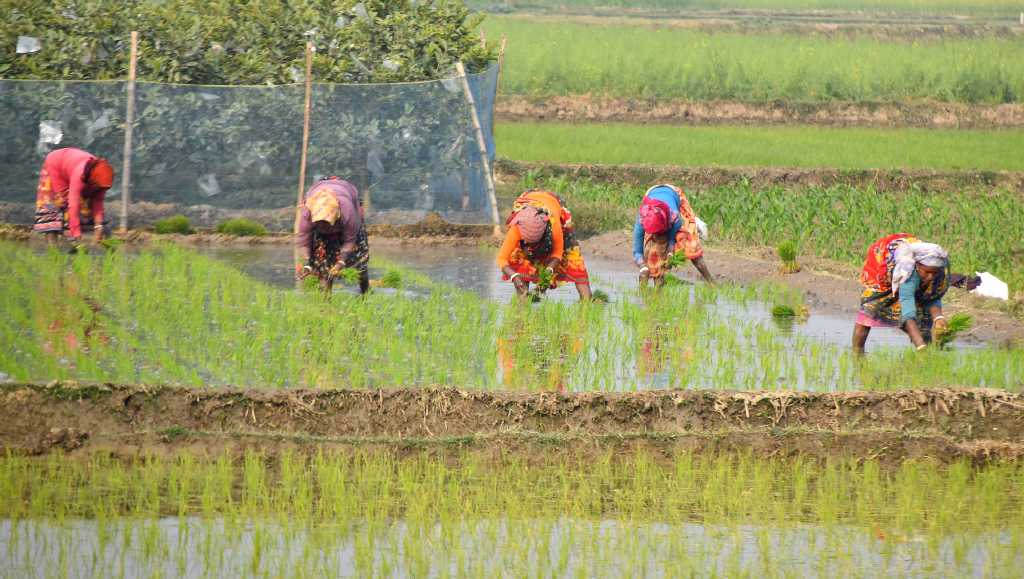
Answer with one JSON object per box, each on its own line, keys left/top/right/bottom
{"left": 591, "top": 289, "right": 609, "bottom": 303}
{"left": 933, "top": 312, "right": 974, "bottom": 347}
{"left": 153, "top": 215, "right": 195, "bottom": 235}
{"left": 98, "top": 238, "right": 123, "bottom": 250}
{"left": 215, "top": 218, "right": 267, "bottom": 237}
{"left": 777, "top": 240, "right": 801, "bottom": 275}
{"left": 662, "top": 272, "right": 684, "bottom": 286}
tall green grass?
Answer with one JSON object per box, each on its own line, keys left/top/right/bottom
{"left": 2, "top": 451, "right": 1023, "bottom": 578}
{"left": 488, "top": 16, "right": 1024, "bottom": 102}
{"left": 496, "top": 123, "right": 1024, "bottom": 171}
{"left": 1, "top": 241, "right": 1022, "bottom": 391}
{"left": 494, "top": 0, "right": 1020, "bottom": 14}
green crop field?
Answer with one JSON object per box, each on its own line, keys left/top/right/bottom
{"left": 496, "top": 122, "right": 1024, "bottom": 171}
{"left": 487, "top": 16, "right": 1024, "bottom": 102}
{"left": 3, "top": 451, "right": 1024, "bottom": 577}
{"left": 2, "top": 242, "right": 1022, "bottom": 392}
{"left": 492, "top": 0, "right": 1021, "bottom": 15}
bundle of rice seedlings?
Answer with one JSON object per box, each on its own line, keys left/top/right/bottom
{"left": 335, "top": 267, "right": 362, "bottom": 285}
{"left": 667, "top": 252, "right": 689, "bottom": 268}
{"left": 301, "top": 275, "right": 320, "bottom": 292}
{"left": 933, "top": 312, "right": 973, "bottom": 347}
{"left": 771, "top": 304, "right": 809, "bottom": 318}
{"left": 535, "top": 267, "right": 554, "bottom": 291}
{"left": 777, "top": 240, "right": 801, "bottom": 275}
{"left": 591, "top": 289, "right": 610, "bottom": 303}
{"left": 378, "top": 269, "right": 402, "bottom": 288}
{"left": 98, "top": 238, "right": 123, "bottom": 250}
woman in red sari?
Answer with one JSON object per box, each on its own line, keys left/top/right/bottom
{"left": 34, "top": 148, "right": 115, "bottom": 243}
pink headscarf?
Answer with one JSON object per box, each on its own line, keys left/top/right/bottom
{"left": 639, "top": 197, "right": 671, "bottom": 235}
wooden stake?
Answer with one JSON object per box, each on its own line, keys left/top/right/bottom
{"left": 480, "top": 28, "right": 486, "bottom": 50}
{"left": 294, "top": 42, "right": 314, "bottom": 277}
{"left": 455, "top": 62, "right": 500, "bottom": 236}
{"left": 119, "top": 30, "right": 138, "bottom": 234}
{"left": 494, "top": 35, "right": 507, "bottom": 138}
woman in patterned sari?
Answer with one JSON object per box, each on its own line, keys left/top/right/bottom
{"left": 854, "top": 233, "right": 950, "bottom": 353}
{"left": 632, "top": 184, "right": 713, "bottom": 287}
{"left": 496, "top": 189, "right": 592, "bottom": 301}
{"left": 296, "top": 178, "right": 370, "bottom": 296}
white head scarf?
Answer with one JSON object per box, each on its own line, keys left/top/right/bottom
{"left": 891, "top": 241, "right": 948, "bottom": 296}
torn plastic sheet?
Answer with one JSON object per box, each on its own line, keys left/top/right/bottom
{"left": 353, "top": 3, "right": 369, "bottom": 20}
{"left": 197, "top": 92, "right": 220, "bottom": 101}
{"left": 36, "top": 120, "right": 63, "bottom": 154}
{"left": 197, "top": 174, "right": 221, "bottom": 197}
{"left": 17, "top": 36, "right": 41, "bottom": 54}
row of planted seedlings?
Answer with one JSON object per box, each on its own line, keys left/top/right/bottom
{"left": 1, "top": 240, "right": 1022, "bottom": 391}
{"left": 1, "top": 450, "right": 1023, "bottom": 578}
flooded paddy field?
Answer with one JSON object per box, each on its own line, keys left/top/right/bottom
{"left": 2, "top": 238, "right": 1023, "bottom": 578}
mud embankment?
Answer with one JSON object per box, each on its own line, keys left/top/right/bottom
{"left": 497, "top": 96, "right": 1024, "bottom": 128}
{"left": 495, "top": 157, "right": 1024, "bottom": 194}
{"left": 4, "top": 382, "right": 1024, "bottom": 467}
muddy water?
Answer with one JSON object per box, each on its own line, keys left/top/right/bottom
{"left": 193, "top": 242, "right": 966, "bottom": 352}
{"left": 0, "top": 517, "right": 1006, "bottom": 579}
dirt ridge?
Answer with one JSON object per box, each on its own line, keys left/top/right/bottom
{"left": 497, "top": 96, "right": 1024, "bottom": 128}
{"left": 5, "top": 382, "right": 1023, "bottom": 466}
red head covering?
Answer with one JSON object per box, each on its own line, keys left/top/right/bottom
{"left": 85, "top": 158, "right": 115, "bottom": 189}
{"left": 639, "top": 197, "right": 671, "bottom": 235}
{"left": 508, "top": 206, "right": 549, "bottom": 244}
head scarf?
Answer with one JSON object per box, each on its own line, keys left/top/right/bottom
{"left": 305, "top": 187, "right": 341, "bottom": 225}
{"left": 891, "top": 241, "right": 948, "bottom": 296}
{"left": 85, "top": 158, "right": 115, "bottom": 190}
{"left": 639, "top": 197, "right": 671, "bottom": 235}
{"left": 509, "top": 206, "right": 549, "bottom": 245}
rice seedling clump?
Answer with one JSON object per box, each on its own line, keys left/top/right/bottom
{"left": 153, "top": 214, "right": 195, "bottom": 235}
{"left": 215, "top": 218, "right": 267, "bottom": 237}
{"left": 777, "top": 240, "right": 801, "bottom": 274}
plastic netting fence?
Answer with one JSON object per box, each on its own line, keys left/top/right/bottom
{"left": 0, "top": 64, "right": 498, "bottom": 231}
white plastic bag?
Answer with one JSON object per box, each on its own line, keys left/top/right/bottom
{"left": 971, "top": 272, "right": 1009, "bottom": 301}
{"left": 695, "top": 216, "right": 709, "bottom": 240}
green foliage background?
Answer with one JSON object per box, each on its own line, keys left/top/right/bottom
{"left": 1, "top": 0, "right": 495, "bottom": 84}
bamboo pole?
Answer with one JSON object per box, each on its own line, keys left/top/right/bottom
{"left": 119, "top": 31, "right": 138, "bottom": 234}
{"left": 294, "top": 42, "right": 314, "bottom": 279}
{"left": 455, "top": 62, "right": 500, "bottom": 236}
{"left": 480, "top": 28, "right": 486, "bottom": 50}
{"left": 493, "top": 35, "right": 507, "bottom": 138}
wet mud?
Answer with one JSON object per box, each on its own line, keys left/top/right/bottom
{"left": 3, "top": 382, "right": 1024, "bottom": 468}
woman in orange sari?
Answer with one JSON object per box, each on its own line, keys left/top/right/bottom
{"left": 496, "top": 189, "right": 591, "bottom": 301}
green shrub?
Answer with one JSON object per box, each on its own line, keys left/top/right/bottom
{"left": 215, "top": 219, "right": 267, "bottom": 237}
{"left": 154, "top": 215, "right": 195, "bottom": 235}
